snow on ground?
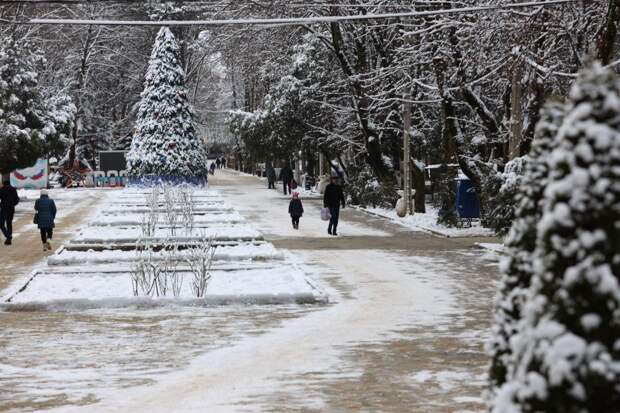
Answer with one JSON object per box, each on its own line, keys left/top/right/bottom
{"left": 48, "top": 249, "right": 465, "bottom": 413}
{"left": 363, "top": 205, "right": 494, "bottom": 238}
{"left": 4, "top": 186, "right": 325, "bottom": 308}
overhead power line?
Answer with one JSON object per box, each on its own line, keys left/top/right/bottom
{"left": 0, "top": 0, "right": 579, "bottom": 26}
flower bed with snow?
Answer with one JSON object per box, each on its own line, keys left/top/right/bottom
{"left": 48, "top": 242, "right": 284, "bottom": 266}
{"left": 7, "top": 266, "right": 323, "bottom": 307}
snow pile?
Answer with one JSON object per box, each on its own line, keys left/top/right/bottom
{"left": 364, "top": 205, "right": 494, "bottom": 237}
{"left": 489, "top": 63, "right": 620, "bottom": 411}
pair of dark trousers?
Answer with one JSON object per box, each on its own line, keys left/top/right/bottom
{"left": 283, "top": 181, "right": 290, "bottom": 195}
{"left": 40, "top": 228, "right": 53, "bottom": 244}
{"left": 268, "top": 181, "right": 275, "bottom": 189}
{"left": 0, "top": 209, "right": 14, "bottom": 240}
{"left": 291, "top": 215, "right": 300, "bottom": 227}
{"left": 328, "top": 206, "right": 340, "bottom": 233}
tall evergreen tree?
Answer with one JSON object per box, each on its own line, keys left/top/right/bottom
{"left": 491, "top": 63, "right": 620, "bottom": 412}
{"left": 127, "top": 27, "right": 208, "bottom": 179}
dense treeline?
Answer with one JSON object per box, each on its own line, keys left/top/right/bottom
{"left": 0, "top": 0, "right": 618, "bottom": 228}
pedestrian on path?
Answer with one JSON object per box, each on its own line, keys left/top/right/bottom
{"left": 266, "top": 163, "right": 276, "bottom": 189}
{"left": 34, "top": 189, "right": 57, "bottom": 251}
{"left": 0, "top": 180, "right": 20, "bottom": 245}
{"left": 288, "top": 192, "right": 304, "bottom": 230}
{"left": 210, "top": 162, "right": 216, "bottom": 175}
{"left": 323, "top": 176, "right": 345, "bottom": 236}
{"left": 279, "top": 163, "right": 293, "bottom": 195}
{"left": 216, "top": 158, "right": 221, "bottom": 169}
{"left": 221, "top": 157, "right": 227, "bottom": 168}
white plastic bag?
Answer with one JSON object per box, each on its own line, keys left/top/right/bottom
{"left": 320, "top": 207, "right": 331, "bottom": 221}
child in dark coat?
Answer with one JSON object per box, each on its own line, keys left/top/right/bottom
{"left": 288, "top": 192, "right": 304, "bottom": 230}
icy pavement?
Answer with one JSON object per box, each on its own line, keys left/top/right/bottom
{"left": 0, "top": 170, "right": 501, "bottom": 412}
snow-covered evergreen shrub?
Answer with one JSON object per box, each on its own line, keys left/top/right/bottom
{"left": 127, "top": 27, "right": 208, "bottom": 180}
{"left": 488, "top": 101, "right": 565, "bottom": 390}
{"left": 483, "top": 157, "right": 528, "bottom": 236}
{"left": 347, "top": 165, "right": 397, "bottom": 208}
{"left": 490, "top": 63, "right": 620, "bottom": 412}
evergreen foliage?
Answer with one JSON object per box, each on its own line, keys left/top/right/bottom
{"left": 127, "top": 27, "right": 208, "bottom": 179}
{"left": 488, "top": 100, "right": 565, "bottom": 390}
{"left": 0, "top": 38, "right": 74, "bottom": 174}
{"left": 490, "top": 63, "right": 620, "bottom": 412}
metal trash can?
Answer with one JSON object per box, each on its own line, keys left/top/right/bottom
{"left": 456, "top": 178, "right": 480, "bottom": 219}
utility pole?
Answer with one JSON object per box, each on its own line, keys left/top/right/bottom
{"left": 403, "top": 94, "right": 412, "bottom": 215}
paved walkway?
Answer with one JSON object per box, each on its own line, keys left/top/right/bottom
{"left": 0, "top": 189, "right": 108, "bottom": 294}
{"left": 75, "top": 169, "right": 501, "bottom": 413}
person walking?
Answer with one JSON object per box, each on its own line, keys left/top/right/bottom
{"left": 221, "top": 157, "right": 227, "bottom": 168}
{"left": 279, "top": 163, "right": 293, "bottom": 195}
{"left": 323, "top": 176, "right": 345, "bottom": 236}
{"left": 34, "top": 189, "right": 56, "bottom": 251}
{"left": 0, "top": 180, "right": 20, "bottom": 245}
{"left": 288, "top": 192, "right": 304, "bottom": 230}
{"left": 266, "top": 163, "right": 276, "bottom": 189}
{"left": 209, "top": 162, "right": 216, "bottom": 175}
{"left": 216, "top": 158, "right": 221, "bottom": 169}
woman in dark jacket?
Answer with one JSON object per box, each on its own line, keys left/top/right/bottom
{"left": 288, "top": 192, "right": 304, "bottom": 230}
{"left": 35, "top": 189, "right": 57, "bottom": 251}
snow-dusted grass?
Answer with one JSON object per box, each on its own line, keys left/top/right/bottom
{"left": 363, "top": 205, "right": 494, "bottom": 238}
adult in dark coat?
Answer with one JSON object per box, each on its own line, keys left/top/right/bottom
{"left": 288, "top": 192, "right": 304, "bottom": 229}
{"left": 266, "top": 163, "right": 276, "bottom": 189}
{"left": 278, "top": 164, "right": 294, "bottom": 195}
{"left": 0, "top": 180, "right": 20, "bottom": 245}
{"left": 216, "top": 158, "right": 221, "bottom": 169}
{"left": 34, "top": 189, "right": 57, "bottom": 251}
{"left": 323, "top": 176, "right": 345, "bottom": 236}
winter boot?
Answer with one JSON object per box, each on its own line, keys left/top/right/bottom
{"left": 46, "top": 242, "right": 52, "bottom": 251}
{"left": 4, "top": 238, "right": 11, "bottom": 246}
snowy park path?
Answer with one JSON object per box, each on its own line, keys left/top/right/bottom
{"left": 40, "top": 169, "right": 501, "bottom": 413}
{"left": 0, "top": 189, "right": 110, "bottom": 292}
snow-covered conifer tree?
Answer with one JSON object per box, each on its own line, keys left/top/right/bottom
{"left": 127, "top": 27, "right": 208, "bottom": 180}
{"left": 0, "top": 39, "right": 74, "bottom": 174}
{"left": 488, "top": 100, "right": 565, "bottom": 389}
{"left": 491, "top": 63, "right": 620, "bottom": 412}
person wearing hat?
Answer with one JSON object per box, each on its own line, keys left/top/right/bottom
{"left": 288, "top": 192, "right": 304, "bottom": 230}
{"left": 323, "top": 175, "right": 345, "bottom": 236}
{"left": 34, "top": 189, "right": 57, "bottom": 251}
{"left": 0, "top": 180, "right": 20, "bottom": 245}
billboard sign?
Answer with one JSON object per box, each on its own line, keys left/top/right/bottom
{"left": 11, "top": 158, "right": 48, "bottom": 189}
{"left": 99, "top": 151, "right": 127, "bottom": 173}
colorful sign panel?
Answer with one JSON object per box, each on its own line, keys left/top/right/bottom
{"left": 11, "top": 158, "right": 48, "bottom": 189}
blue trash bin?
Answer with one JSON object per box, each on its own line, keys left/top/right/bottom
{"left": 456, "top": 178, "right": 480, "bottom": 219}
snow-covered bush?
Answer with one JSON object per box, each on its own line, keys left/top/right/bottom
{"left": 488, "top": 101, "right": 565, "bottom": 390}
{"left": 347, "top": 165, "right": 397, "bottom": 208}
{"left": 489, "top": 63, "right": 620, "bottom": 412}
{"left": 141, "top": 187, "right": 160, "bottom": 237}
{"left": 127, "top": 27, "right": 208, "bottom": 180}
{"left": 483, "top": 157, "right": 528, "bottom": 236}
{"left": 185, "top": 234, "right": 215, "bottom": 298}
